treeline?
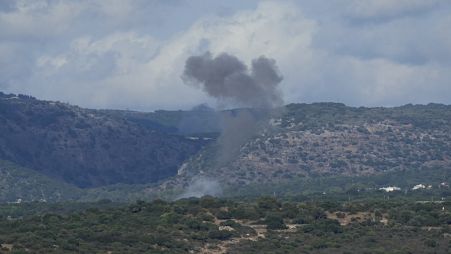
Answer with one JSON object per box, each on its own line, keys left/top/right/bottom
{"left": 0, "top": 196, "right": 450, "bottom": 253}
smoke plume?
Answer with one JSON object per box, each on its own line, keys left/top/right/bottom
{"left": 176, "top": 177, "right": 222, "bottom": 199}
{"left": 182, "top": 52, "right": 283, "bottom": 109}
{"left": 179, "top": 52, "right": 284, "bottom": 197}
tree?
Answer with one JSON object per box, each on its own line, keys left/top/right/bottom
{"left": 265, "top": 214, "right": 287, "bottom": 230}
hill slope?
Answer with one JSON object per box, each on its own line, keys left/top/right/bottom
{"left": 0, "top": 92, "right": 208, "bottom": 188}
{"left": 0, "top": 160, "right": 82, "bottom": 202}
{"left": 161, "top": 103, "right": 451, "bottom": 192}
{"left": 1, "top": 92, "right": 450, "bottom": 199}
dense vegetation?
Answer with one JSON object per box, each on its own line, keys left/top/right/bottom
{"left": 223, "top": 165, "right": 451, "bottom": 199}
{"left": 0, "top": 160, "right": 82, "bottom": 203}
{"left": 1, "top": 93, "right": 451, "bottom": 253}
{"left": 0, "top": 92, "right": 207, "bottom": 188}
{"left": 0, "top": 157, "right": 448, "bottom": 204}
{"left": 171, "top": 102, "right": 451, "bottom": 190}
{"left": 0, "top": 196, "right": 450, "bottom": 253}
{"left": 1, "top": 92, "right": 450, "bottom": 198}
{"left": 283, "top": 102, "right": 451, "bottom": 131}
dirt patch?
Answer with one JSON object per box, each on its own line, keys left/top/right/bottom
{"left": 1, "top": 244, "right": 13, "bottom": 252}
{"left": 326, "top": 211, "right": 389, "bottom": 226}
{"left": 200, "top": 218, "right": 267, "bottom": 254}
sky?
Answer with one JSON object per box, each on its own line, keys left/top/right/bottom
{"left": 1, "top": 0, "right": 451, "bottom": 111}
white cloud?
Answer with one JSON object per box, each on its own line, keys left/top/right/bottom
{"left": 314, "top": 6, "right": 451, "bottom": 65}
{"left": 0, "top": 0, "right": 85, "bottom": 39}
{"left": 132, "top": 1, "right": 316, "bottom": 109}
{"left": 149, "top": 0, "right": 451, "bottom": 107}
{"left": 1, "top": 0, "right": 451, "bottom": 110}
{"left": 22, "top": 32, "right": 161, "bottom": 109}
{"left": 342, "top": 0, "right": 448, "bottom": 19}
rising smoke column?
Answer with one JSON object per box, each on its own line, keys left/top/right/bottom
{"left": 179, "top": 52, "right": 284, "bottom": 198}
{"left": 183, "top": 52, "right": 284, "bottom": 163}
{"left": 182, "top": 52, "right": 283, "bottom": 109}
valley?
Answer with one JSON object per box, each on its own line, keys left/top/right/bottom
{"left": 0, "top": 92, "right": 450, "bottom": 203}
{"left": 0, "top": 93, "right": 450, "bottom": 254}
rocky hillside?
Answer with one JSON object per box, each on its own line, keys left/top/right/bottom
{"left": 0, "top": 92, "right": 208, "bottom": 188}
{"left": 1, "top": 91, "right": 450, "bottom": 199}
{"left": 164, "top": 103, "right": 451, "bottom": 191}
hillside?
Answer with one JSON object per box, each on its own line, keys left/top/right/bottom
{"left": 0, "top": 159, "right": 165, "bottom": 203}
{"left": 0, "top": 160, "right": 82, "bottom": 203}
{"left": 1, "top": 92, "right": 450, "bottom": 200}
{"left": 0, "top": 92, "right": 208, "bottom": 188}
{"left": 161, "top": 103, "right": 451, "bottom": 193}
{"left": 103, "top": 104, "right": 221, "bottom": 135}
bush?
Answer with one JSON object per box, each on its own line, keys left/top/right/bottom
{"left": 208, "top": 229, "right": 233, "bottom": 240}
{"left": 424, "top": 239, "right": 437, "bottom": 248}
{"left": 215, "top": 210, "right": 232, "bottom": 220}
{"left": 265, "top": 214, "right": 287, "bottom": 230}
{"left": 257, "top": 197, "right": 281, "bottom": 210}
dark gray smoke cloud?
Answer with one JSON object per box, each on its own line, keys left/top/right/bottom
{"left": 217, "top": 109, "right": 260, "bottom": 163}
{"left": 179, "top": 52, "right": 284, "bottom": 198}
{"left": 182, "top": 52, "right": 283, "bottom": 108}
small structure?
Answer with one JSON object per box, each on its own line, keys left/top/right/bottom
{"left": 412, "top": 184, "right": 426, "bottom": 190}
{"left": 379, "top": 186, "right": 401, "bottom": 192}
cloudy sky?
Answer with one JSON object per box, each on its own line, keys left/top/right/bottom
{"left": 1, "top": 0, "right": 451, "bottom": 110}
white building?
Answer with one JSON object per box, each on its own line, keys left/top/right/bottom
{"left": 412, "top": 184, "right": 426, "bottom": 190}
{"left": 379, "top": 186, "right": 401, "bottom": 192}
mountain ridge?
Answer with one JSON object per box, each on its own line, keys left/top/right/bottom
{"left": 1, "top": 91, "right": 450, "bottom": 201}
{"left": 0, "top": 92, "right": 208, "bottom": 188}
{"left": 156, "top": 102, "right": 451, "bottom": 194}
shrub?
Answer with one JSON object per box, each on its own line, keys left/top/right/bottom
{"left": 424, "top": 239, "right": 437, "bottom": 248}
{"left": 265, "top": 214, "right": 287, "bottom": 230}
{"left": 208, "top": 229, "right": 233, "bottom": 240}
